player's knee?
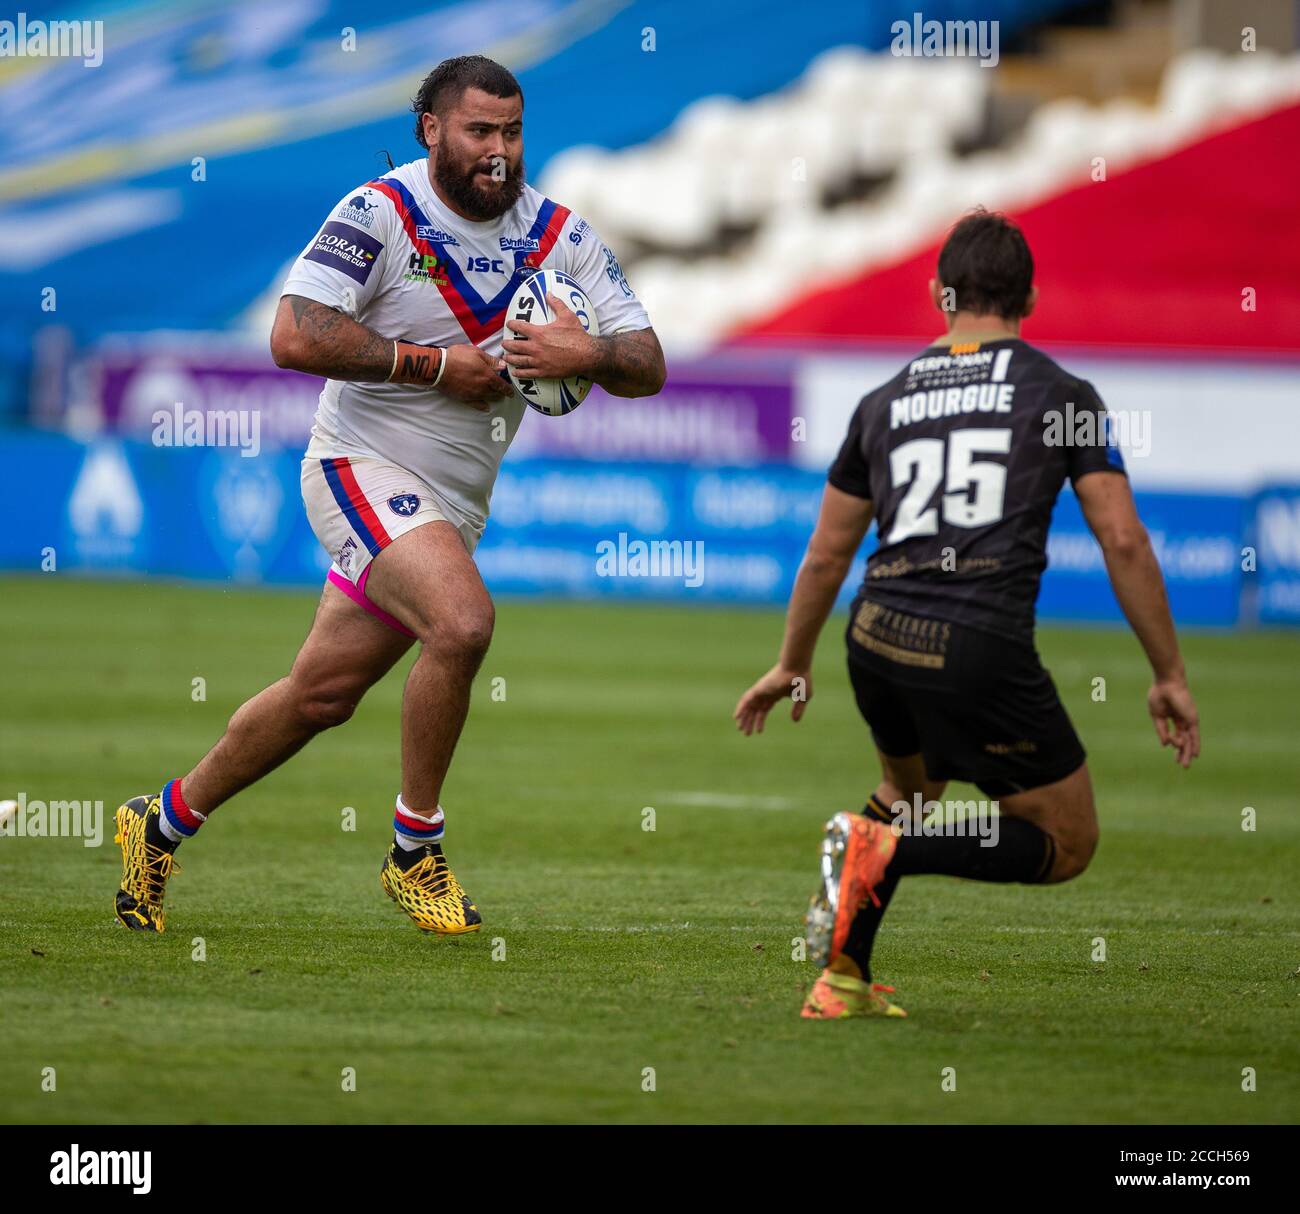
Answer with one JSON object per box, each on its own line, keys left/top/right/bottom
{"left": 1074, "top": 818, "right": 1100, "bottom": 874}
{"left": 433, "top": 603, "right": 495, "bottom": 666}
{"left": 291, "top": 678, "right": 362, "bottom": 731}
{"left": 1047, "top": 820, "right": 1099, "bottom": 883}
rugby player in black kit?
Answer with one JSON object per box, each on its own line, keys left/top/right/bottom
{"left": 734, "top": 209, "right": 1200, "bottom": 1019}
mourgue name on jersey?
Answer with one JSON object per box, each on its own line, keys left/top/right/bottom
{"left": 889, "top": 347, "right": 1018, "bottom": 430}
{"left": 889, "top": 381, "right": 1016, "bottom": 430}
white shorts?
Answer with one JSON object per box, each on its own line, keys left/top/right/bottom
{"left": 300, "top": 455, "right": 478, "bottom": 636}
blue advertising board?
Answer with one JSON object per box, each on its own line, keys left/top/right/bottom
{"left": 1247, "top": 485, "right": 1300, "bottom": 624}
{"left": 3, "top": 431, "right": 1271, "bottom": 628}
{"left": 1040, "top": 488, "right": 1247, "bottom": 626}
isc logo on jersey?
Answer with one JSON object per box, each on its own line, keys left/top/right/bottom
{"left": 504, "top": 269, "right": 601, "bottom": 417}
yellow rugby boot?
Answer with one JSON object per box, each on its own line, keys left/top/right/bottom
{"left": 380, "top": 843, "right": 481, "bottom": 935}
{"left": 800, "top": 969, "right": 908, "bottom": 1020}
{"left": 113, "top": 795, "right": 179, "bottom": 933}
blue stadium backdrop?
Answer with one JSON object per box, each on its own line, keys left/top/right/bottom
{"left": 11, "top": 430, "right": 1285, "bottom": 626}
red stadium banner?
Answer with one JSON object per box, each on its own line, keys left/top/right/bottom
{"left": 732, "top": 103, "right": 1300, "bottom": 355}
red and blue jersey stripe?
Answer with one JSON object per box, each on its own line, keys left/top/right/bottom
{"left": 367, "top": 175, "right": 571, "bottom": 345}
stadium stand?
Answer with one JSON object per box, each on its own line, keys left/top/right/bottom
{"left": 730, "top": 89, "right": 1300, "bottom": 351}
{"left": 548, "top": 50, "right": 1300, "bottom": 350}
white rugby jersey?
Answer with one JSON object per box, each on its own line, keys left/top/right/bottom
{"left": 281, "top": 158, "right": 651, "bottom": 541}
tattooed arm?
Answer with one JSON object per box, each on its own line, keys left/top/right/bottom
{"left": 586, "top": 327, "right": 667, "bottom": 398}
{"left": 502, "top": 297, "right": 667, "bottom": 398}
{"left": 270, "top": 295, "right": 512, "bottom": 405}
{"left": 270, "top": 295, "right": 397, "bottom": 380}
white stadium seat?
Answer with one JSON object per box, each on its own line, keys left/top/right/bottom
{"left": 531, "top": 48, "right": 1300, "bottom": 352}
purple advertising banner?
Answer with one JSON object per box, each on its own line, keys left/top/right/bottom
{"left": 81, "top": 336, "right": 795, "bottom": 465}
{"left": 511, "top": 367, "right": 794, "bottom": 464}
{"left": 90, "top": 338, "right": 322, "bottom": 453}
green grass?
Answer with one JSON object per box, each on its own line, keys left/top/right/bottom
{"left": 1, "top": 575, "right": 1297, "bottom": 1124}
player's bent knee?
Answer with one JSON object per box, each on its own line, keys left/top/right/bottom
{"left": 297, "top": 693, "right": 358, "bottom": 731}
{"left": 1045, "top": 824, "right": 1099, "bottom": 883}
{"left": 1080, "top": 815, "right": 1100, "bottom": 861}
{"left": 1047, "top": 850, "right": 1088, "bottom": 883}
{"left": 431, "top": 605, "right": 495, "bottom": 664}
{"left": 289, "top": 675, "right": 365, "bottom": 731}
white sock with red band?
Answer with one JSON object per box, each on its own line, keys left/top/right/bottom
{"left": 157, "top": 778, "right": 206, "bottom": 844}
{"left": 393, "top": 794, "right": 445, "bottom": 850}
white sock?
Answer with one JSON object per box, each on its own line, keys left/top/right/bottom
{"left": 393, "top": 794, "right": 445, "bottom": 850}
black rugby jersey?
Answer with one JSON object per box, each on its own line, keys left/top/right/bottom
{"left": 829, "top": 336, "right": 1126, "bottom": 640}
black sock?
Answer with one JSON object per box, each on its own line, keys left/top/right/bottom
{"left": 144, "top": 812, "right": 180, "bottom": 854}
{"left": 840, "top": 870, "right": 900, "bottom": 983}
{"left": 862, "top": 793, "right": 894, "bottom": 824}
{"left": 892, "top": 816, "right": 1054, "bottom": 883}
{"left": 392, "top": 840, "right": 441, "bottom": 871}
{"left": 839, "top": 810, "right": 1055, "bottom": 981}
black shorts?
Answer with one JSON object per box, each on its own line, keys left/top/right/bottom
{"left": 845, "top": 597, "right": 1085, "bottom": 797}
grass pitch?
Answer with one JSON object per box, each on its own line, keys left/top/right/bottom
{"left": 1, "top": 575, "right": 1297, "bottom": 1124}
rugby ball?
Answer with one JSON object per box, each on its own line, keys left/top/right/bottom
{"left": 504, "top": 269, "right": 601, "bottom": 416}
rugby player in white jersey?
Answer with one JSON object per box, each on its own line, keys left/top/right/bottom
{"left": 112, "top": 55, "right": 665, "bottom": 935}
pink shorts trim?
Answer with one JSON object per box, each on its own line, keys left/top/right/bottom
{"left": 326, "top": 568, "right": 416, "bottom": 638}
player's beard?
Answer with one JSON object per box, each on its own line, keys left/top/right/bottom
{"left": 434, "top": 136, "right": 525, "bottom": 221}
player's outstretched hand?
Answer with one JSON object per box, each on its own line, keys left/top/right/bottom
{"left": 1147, "top": 677, "right": 1200, "bottom": 768}
{"left": 440, "top": 344, "right": 514, "bottom": 410}
{"left": 734, "top": 664, "right": 812, "bottom": 736}
{"left": 502, "top": 293, "right": 595, "bottom": 380}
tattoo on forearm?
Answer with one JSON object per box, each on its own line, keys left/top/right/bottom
{"left": 284, "top": 295, "right": 396, "bottom": 381}
{"left": 590, "top": 328, "right": 665, "bottom": 397}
